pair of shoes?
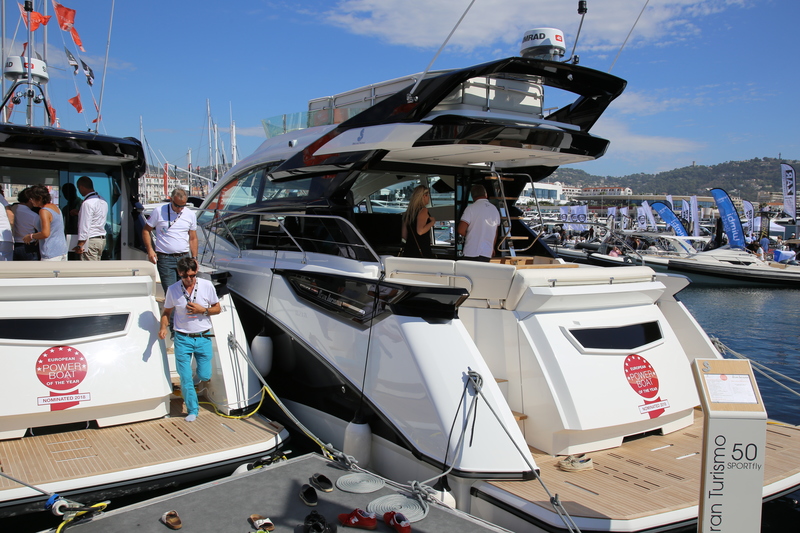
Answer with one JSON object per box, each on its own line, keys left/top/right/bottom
{"left": 249, "top": 514, "right": 275, "bottom": 531}
{"left": 338, "top": 508, "right": 377, "bottom": 529}
{"left": 161, "top": 510, "right": 182, "bottom": 530}
{"left": 384, "top": 511, "right": 411, "bottom": 533}
{"left": 300, "top": 483, "right": 318, "bottom": 506}
{"left": 311, "top": 472, "right": 333, "bottom": 492}
{"left": 558, "top": 454, "right": 593, "bottom": 472}
{"left": 305, "top": 510, "right": 336, "bottom": 532}
{"left": 184, "top": 413, "right": 197, "bottom": 422}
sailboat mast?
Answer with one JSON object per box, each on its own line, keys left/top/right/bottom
{"left": 206, "top": 99, "right": 213, "bottom": 183}
{"left": 230, "top": 102, "right": 238, "bottom": 166}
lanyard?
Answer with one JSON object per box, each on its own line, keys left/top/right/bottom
{"left": 181, "top": 282, "right": 196, "bottom": 304}
{"left": 166, "top": 205, "right": 183, "bottom": 229}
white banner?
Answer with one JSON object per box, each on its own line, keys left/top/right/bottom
{"left": 642, "top": 201, "right": 658, "bottom": 231}
{"left": 690, "top": 196, "right": 701, "bottom": 236}
{"left": 636, "top": 206, "right": 648, "bottom": 231}
{"left": 680, "top": 199, "right": 691, "bottom": 224}
{"left": 620, "top": 206, "right": 629, "bottom": 230}
{"left": 781, "top": 163, "right": 797, "bottom": 220}
{"left": 742, "top": 200, "right": 754, "bottom": 238}
{"left": 665, "top": 195, "right": 674, "bottom": 211}
{"left": 570, "top": 205, "right": 588, "bottom": 232}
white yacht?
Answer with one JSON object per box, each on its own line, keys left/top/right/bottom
{"left": 196, "top": 30, "right": 800, "bottom": 532}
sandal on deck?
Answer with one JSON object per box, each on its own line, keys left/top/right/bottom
{"left": 249, "top": 514, "right": 276, "bottom": 531}
{"left": 311, "top": 472, "right": 333, "bottom": 492}
{"left": 161, "top": 510, "right": 182, "bottom": 530}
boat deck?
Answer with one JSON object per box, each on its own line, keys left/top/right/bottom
{"left": 489, "top": 409, "right": 800, "bottom": 521}
{"left": 58, "top": 453, "right": 511, "bottom": 533}
{"left": 0, "top": 398, "right": 283, "bottom": 493}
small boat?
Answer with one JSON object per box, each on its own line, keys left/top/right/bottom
{"left": 194, "top": 24, "right": 800, "bottom": 533}
{"left": 668, "top": 246, "right": 800, "bottom": 286}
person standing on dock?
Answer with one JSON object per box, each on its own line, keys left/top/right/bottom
{"left": 458, "top": 184, "right": 500, "bottom": 262}
{"left": 73, "top": 177, "right": 108, "bottom": 261}
{"left": 158, "top": 257, "right": 220, "bottom": 422}
{"left": 142, "top": 188, "right": 198, "bottom": 295}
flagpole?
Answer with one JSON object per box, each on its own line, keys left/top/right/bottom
{"left": 95, "top": 0, "right": 115, "bottom": 132}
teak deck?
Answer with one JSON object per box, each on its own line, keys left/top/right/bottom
{"left": 0, "top": 399, "right": 283, "bottom": 492}
{"left": 490, "top": 409, "right": 800, "bottom": 521}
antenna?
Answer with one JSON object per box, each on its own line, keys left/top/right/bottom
{"left": 564, "top": 1, "right": 588, "bottom": 64}
{"left": 406, "top": 0, "right": 477, "bottom": 103}
{"left": 609, "top": 0, "right": 651, "bottom": 73}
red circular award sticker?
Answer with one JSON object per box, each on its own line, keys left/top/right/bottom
{"left": 624, "top": 354, "right": 660, "bottom": 399}
{"left": 36, "top": 346, "right": 88, "bottom": 391}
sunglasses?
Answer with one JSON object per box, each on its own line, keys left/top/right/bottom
{"left": 180, "top": 273, "right": 197, "bottom": 279}
{"left": 172, "top": 202, "right": 187, "bottom": 209}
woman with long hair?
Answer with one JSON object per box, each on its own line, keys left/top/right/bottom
{"left": 23, "top": 185, "right": 68, "bottom": 261}
{"left": 401, "top": 185, "right": 436, "bottom": 258}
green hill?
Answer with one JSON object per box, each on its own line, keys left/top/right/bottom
{"left": 547, "top": 158, "right": 798, "bottom": 200}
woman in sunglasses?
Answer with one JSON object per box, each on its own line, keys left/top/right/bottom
{"left": 158, "top": 257, "right": 221, "bottom": 422}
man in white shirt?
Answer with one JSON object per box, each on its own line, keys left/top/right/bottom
{"left": 458, "top": 184, "right": 500, "bottom": 262}
{"left": 73, "top": 176, "right": 109, "bottom": 261}
{"left": 0, "top": 189, "right": 14, "bottom": 261}
{"left": 158, "top": 257, "right": 220, "bottom": 422}
{"left": 143, "top": 188, "right": 198, "bottom": 295}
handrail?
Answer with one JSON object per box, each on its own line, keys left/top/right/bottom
{"left": 197, "top": 209, "right": 383, "bottom": 266}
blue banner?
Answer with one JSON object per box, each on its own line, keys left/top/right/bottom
{"left": 650, "top": 201, "right": 688, "bottom": 236}
{"left": 710, "top": 188, "right": 746, "bottom": 249}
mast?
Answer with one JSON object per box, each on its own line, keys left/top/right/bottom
{"left": 206, "top": 99, "right": 213, "bottom": 183}
{"left": 230, "top": 101, "right": 238, "bottom": 165}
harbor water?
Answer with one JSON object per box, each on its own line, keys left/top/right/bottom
{"left": 6, "top": 284, "right": 800, "bottom": 532}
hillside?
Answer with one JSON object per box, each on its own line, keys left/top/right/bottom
{"left": 546, "top": 158, "right": 797, "bottom": 199}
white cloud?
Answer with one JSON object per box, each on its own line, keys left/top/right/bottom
{"left": 591, "top": 116, "right": 702, "bottom": 159}
{"left": 319, "top": 0, "right": 753, "bottom": 53}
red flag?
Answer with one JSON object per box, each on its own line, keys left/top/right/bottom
{"left": 52, "top": 1, "right": 85, "bottom": 51}
{"left": 18, "top": 3, "right": 51, "bottom": 31}
{"left": 91, "top": 98, "right": 100, "bottom": 124}
{"left": 48, "top": 105, "right": 57, "bottom": 126}
{"left": 5, "top": 102, "right": 14, "bottom": 121}
{"left": 68, "top": 93, "right": 83, "bottom": 113}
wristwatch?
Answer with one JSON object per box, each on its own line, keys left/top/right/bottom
{"left": 203, "top": 308, "right": 209, "bottom": 316}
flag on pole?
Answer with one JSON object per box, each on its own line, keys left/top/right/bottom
{"left": 690, "top": 196, "right": 700, "bottom": 236}
{"left": 64, "top": 47, "right": 79, "bottom": 75}
{"left": 80, "top": 60, "right": 94, "bottom": 86}
{"left": 651, "top": 201, "right": 689, "bottom": 236}
{"left": 710, "top": 188, "right": 746, "bottom": 249}
{"left": 641, "top": 200, "right": 658, "bottom": 231}
{"left": 742, "top": 200, "right": 754, "bottom": 239}
{"left": 68, "top": 93, "right": 83, "bottom": 113}
{"left": 52, "top": 1, "right": 85, "bottom": 51}
{"left": 665, "top": 195, "right": 674, "bottom": 211}
{"left": 781, "top": 163, "right": 796, "bottom": 220}
{"left": 18, "top": 3, "right": 51, "bottom": 31}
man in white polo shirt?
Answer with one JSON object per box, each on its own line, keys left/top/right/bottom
{"left": 142, "top": 188, "right": 198, "bottom": 295}
{"left": 458, "top": 184, "right": 500, "bottom": 262}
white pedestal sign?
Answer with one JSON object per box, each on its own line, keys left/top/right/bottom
{"left": 693, "top": 359, "right": 766, "bottom": 533}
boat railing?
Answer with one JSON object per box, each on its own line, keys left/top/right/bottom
{"left": 198, "top": 209, "right": 382, "bottom": 266}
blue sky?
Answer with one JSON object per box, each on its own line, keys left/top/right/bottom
{"left": 4, "top": 0, "right": 797, "bottom": 177}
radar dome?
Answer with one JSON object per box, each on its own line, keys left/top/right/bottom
{"left": 520, "top": 28, "right": 565, "bottom": 61}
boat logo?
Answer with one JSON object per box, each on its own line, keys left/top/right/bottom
{"left": 352, "top": 128, "right": 366, "bottom": 145}
{"left": 35, "top": 346, "right": 91, "bottom": 411}
{"left": 624, "top": 354, "right": 669, "bottom": 418}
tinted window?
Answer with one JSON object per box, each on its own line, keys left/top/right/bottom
{"left": 570, "top": 321, "right": 662, "bottom": 350}
{"left": 0, "top": 314, "right": 129, "bottom": 341}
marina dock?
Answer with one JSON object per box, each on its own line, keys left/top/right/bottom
{"left": 52, "top": 453, "right": 511, "bottom": 533}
